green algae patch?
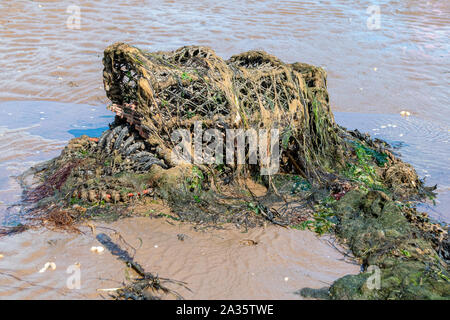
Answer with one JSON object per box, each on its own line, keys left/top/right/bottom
{"left": 328, "top": 190, "right": 450, "bottom": 300}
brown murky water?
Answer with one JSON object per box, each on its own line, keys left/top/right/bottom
{"left": 1, "top": 0, "right": 448, "bottom": 123}
{"left": 0, "top": 0, "right": 449, "bottom": 299}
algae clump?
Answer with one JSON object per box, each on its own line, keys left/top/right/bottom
{"left": 329, "top": 190, "right": 449, "bottom": 300}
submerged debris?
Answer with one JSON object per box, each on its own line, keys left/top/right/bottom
{"left": 0, "top": 224, "right": 29, "bottom": 237}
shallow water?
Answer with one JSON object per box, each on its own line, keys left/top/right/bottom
{"left": 0, "top": 0, "right": 449, "bottom": 299}
{"left": 0, "top": 0, "right": 448, "bottom": 124}
{"left": 0, "top": 101, "right": 113, "bottom": 225}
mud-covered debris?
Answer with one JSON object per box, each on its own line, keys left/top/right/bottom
{"left": 239, "top": 239, "right": 258, "bottom": 246}
{"left": 177, "top": 234, "right": 186, "bottom": 241}
{"left": 15, "top": 43, "right": 448, "bottom": 300}
{"left": 328, "top": 190, "right": 450, "bottom": 299}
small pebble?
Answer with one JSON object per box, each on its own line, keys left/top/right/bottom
{"left": 400, "top": 110, "right": 411, "bottom": 116}
{"left": 39, "top": 262, "right": 56, "bottom": 273}
{"left": 90, "top": 246, "right": 105, "bottom": 253}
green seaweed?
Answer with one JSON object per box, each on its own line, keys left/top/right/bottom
{"left": 327, "top": 190, "right": 450, "bottom": 300}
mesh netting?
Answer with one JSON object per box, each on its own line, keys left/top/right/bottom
{"left": 16, "top": 42, "right": 428, "bottom": 231}
{"left": 103, "top": 43, "right": 343, "bottom": 180}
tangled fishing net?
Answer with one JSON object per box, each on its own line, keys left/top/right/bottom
{"left": 17, "top": 42, "right": 439, "bottom": 229}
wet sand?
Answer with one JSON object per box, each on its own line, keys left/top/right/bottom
{"left": 0, "top": 217, "right": 359, "bottom": 299}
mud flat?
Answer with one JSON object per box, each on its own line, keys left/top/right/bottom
{"left": 0, "top": 217, "right": 359, "bottom": 299}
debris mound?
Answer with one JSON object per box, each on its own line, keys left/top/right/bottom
{"left": 15, "top": 43, "right": 448, "bottom": 299}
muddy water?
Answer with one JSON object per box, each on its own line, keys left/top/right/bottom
{"left": 0, "top": 0, "right": 449, "bottom": 299}
{"left": 0, "top": 218, "right": 359, "bottom": 299}
{"left": 0, "top": 1, "right": 448, "bottom": 124}
{"left": 0, "top": 101, "right": 113, "bottom": 225}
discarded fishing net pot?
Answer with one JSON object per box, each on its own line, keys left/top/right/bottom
{"left": 15, "top": 43, "right": 449, "bottom": 301}
{"left": 103, "top": 43, "right": 344, "bottom": 180}
{"left": 22, "top": 43, "right": 425, "bottom": 228}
